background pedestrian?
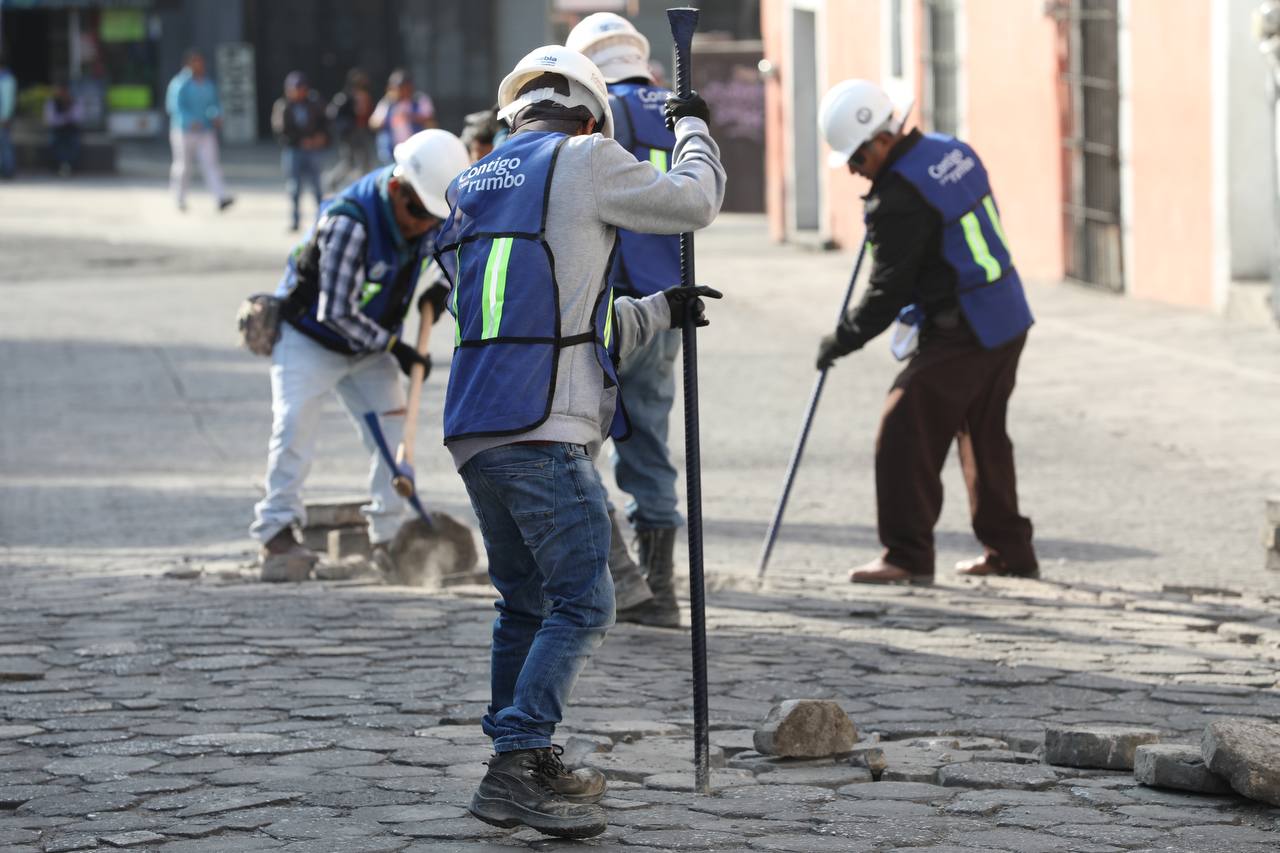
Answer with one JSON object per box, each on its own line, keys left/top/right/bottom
{"left": 43, "top": 80, "right": 82, "bottom": 176}
{"left": 324, "top": 68, "right": 377, "bottom": 191}
{"left": 370, "top": 69, "right": 436, "bottom": 164}
{"left": 271, "top": 71, "right": 329, "bottom": 232}
{"left": 0, "top": 53, "right": 16, "bottom": 179}
{"left": 165, "top": 50, "right": 233, "bottom": 212}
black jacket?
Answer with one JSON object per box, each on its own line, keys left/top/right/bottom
{"left": 271, "top": 91, "right": 328, "bottom": 148}
{"left": 835, "top": 129, "right": 962, "bottom": 352}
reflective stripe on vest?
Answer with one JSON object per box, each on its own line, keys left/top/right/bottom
{"left": 880, "top": 133, "right": 1033, "bottom": 350}
{"left": 649, "top": 149, "right": 669, "bottom": 172}
{"left": 481, "top": 237, "right": 513, "bottom": 339}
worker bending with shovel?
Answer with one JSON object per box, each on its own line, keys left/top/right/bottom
{"left": 814, "top": 80, "right": 1038, "bottom": 586}
{"left": 248, "top": 129, "right": 470, "bottom": 582}
{"left": 435, "top": 46, "right": 723, "bottom": 838}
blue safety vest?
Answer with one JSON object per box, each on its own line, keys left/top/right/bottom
{"left": 881, "top": 133, "right": 1034, "bottom": 349}
{"left": 278, "top": 167, "right": 433, "bottom": 354}
{"left": 608, "top": 82, "right": 681, "bottom": 297}
{"left": 435, "top": 131, "right": 628, "bottom": 443}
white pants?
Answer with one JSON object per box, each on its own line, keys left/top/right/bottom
{"left": 251, "top": 324, "right": 410, "bottom": 545}
{"left": 170, "top": 128, "right": 227, "bottom": 206}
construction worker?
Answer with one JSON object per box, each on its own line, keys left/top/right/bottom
{"left": 249, "top": 129, "right": 470, "bottom": 582}
{"left": 435, "top": 46, "right": 723, "bottom": 838}
{"left": 566, "top": 12, "right": 684, "bottom": 627}
{"left": 815, "top": 79, "right": 1037, "bottom": 586}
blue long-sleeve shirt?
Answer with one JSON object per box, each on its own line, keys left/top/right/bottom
{"left": 165, "top": 69, "right": 220, "bottom": 131}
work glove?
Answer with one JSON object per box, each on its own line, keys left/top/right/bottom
{"left": 391, "top": 340, "right": 432, "bottom": 379}
{"left": 664, "top": 92, "right": 711, "bottom": 131}
{"left": 663, "top": 285, "right": 723, "bottom": 329}
{"left": 816, "top": 330, "right": 856, "bottom": 371}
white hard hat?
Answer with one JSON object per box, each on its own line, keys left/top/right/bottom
{"left": 566, "top": 12, "right": 652, "bottom": 84}
{"left": 392, "top": 129, "right": 470, "bottom": 219}
{"left": 818, "top": 79, "right": 901, "bottom": 168}
{"left": 497, "top": 45, "right": 615, "bottom": 138}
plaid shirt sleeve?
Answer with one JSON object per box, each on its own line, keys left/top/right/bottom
{"left": 314, "top": 214, "right": 392, "bottom": 352}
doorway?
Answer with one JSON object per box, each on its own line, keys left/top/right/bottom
{"left": 790, "top": 5, "right": 820, "bottom": 234}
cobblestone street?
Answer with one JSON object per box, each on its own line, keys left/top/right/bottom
{"left": 4, "top": 163, "right": 1280, "bottom": 851}
{"left": 3, "top": 561, "right": 1280, "bottom": 851}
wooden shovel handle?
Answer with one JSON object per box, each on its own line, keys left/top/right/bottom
{"left": 396, "top": 303, "right": 434, "bottom": 469}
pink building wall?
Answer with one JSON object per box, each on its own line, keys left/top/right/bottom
{"left": 962, "top": 0, "right": 1065, "bottom": 284}
{"left": 1126, "top": 1, "right": 1214, "bottom": 307}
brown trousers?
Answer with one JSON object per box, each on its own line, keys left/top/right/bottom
{"left": 875, "top": 327, "right": 1036, "bottom": 576}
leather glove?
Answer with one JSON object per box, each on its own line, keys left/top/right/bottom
{"left": 663, "top": 285, "right": 723, "bottom": 329}
{"left": 664, "top": 92, "right": 711, "bottom": 131}
{"left": 816, "top": 331, "right": 855, "bottom": 371}
{"left": 391, "top": 340, "right": 431, "bottom": 379}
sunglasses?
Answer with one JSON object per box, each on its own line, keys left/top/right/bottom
{"left": 400, "top": 188, "right": 433, "bottom": 220}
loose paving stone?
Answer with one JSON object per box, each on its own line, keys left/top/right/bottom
{"left": 754, "top": 700, "right": 857, "bottom": 759}
{"left": 756, "top": 765, "right": 873, "bottom": 788}
{"left": 0, "top": 658, "right": 46, "bottom": 681}
{"left": 1202, "top": 718, "right": 1280, "bottom": 806}
{"left": 937, "top": 761, "right": 1059, "bottom": 789}
{"left": 1134, "top": 742, "right": 1233, "bottom": 794}
{"left": 1044, "top": 724, "right": 1162, "bottom": 770}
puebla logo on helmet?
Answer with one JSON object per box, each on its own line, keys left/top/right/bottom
{"left": 856, "top": 107, "right": 872, "bottom": 123}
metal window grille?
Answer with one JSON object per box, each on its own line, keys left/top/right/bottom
{"left": 1057, "top": 0, "right": 1124, "bottom": 292}
{"left": 924, "top": 0, "right": 959, "bottom": 136}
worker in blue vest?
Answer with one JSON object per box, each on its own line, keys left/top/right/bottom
{"left": 814, "top": 79, "right": 1038, "bottom": 586}
{"left": 566, "top": 13, "right": 685, "bottom": 628}
{"left": 435, "top": 46, "right": 723, "bottom": 838}
{"left": 250, "top": 129, "right": 470, "bottom": 583}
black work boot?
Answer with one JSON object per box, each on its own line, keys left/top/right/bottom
{"left": 541, "top": 744, "right": 607, "bottom": 804}
{"left": 617, "top": 527, "right": 680, "bottom": 628}
{"left": 469, "top": 747, "right": 607, "bottom": 838}
{"left": 608, "top": 510, "right": 653, "bottom": 610}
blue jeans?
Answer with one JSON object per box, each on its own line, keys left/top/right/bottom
{"left": 0, "top": 126, "right": 15, "bottom": 177}
{"left": 612, "top": 328, "right": 683, "bottom": 530}
{"left": 50, "top": 128, "right": 80, "bottom": 171}
{"left": 283, "top": 147, "right": 323, "bottom": 228}
{"left": 460, "top": 442, "right": 615, "bottom": 753}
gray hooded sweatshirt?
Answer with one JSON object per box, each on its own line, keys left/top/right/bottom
{"left": 446, "top": 116, "right": 726, "bottom": 469}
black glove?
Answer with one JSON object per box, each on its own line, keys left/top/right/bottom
{"left": 391, "top": 340, "right": 431, "bottom": 379}
{"left": 664, "top": 91, "right": 711, "bottom": 131}
{"left": 417, "top": 282, "right": 449, "bottom": 321}
{"left": 816, "top": 330, "right": 856, "bottom": 371}
{"left": 663, "top": 285, "right": 723, "bottom": 329}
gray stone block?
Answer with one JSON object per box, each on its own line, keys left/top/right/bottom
{"left": 1044, "top": 725, "right": 1161, "bottom": 770}
{"left": 1133, "top": 743, "right": 1232, "bottom": 795}
{"left": 1202, "top": 718, "right": 1280, "bottom": 806}
{"left": 328, "top": 527, "right": 371, "bottom": 561}
{"left": 305, "top": 498, "right": 367, "bottom": 528}
{"left": 754, "top": 699, "right": 857, "bottom": 759}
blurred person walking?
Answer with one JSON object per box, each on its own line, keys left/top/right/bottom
{"left": 814, "top": 79, "right": 1037, "bottom": 586}
{"left": 43, "top": 81, "right": 82, "bottom": 176}
{"left": 271, "top": 71, "right": 329, "bottom": 232}
{"left": 436, "top": 45, "right": 723, "bottom": 838}
{"left": 324, "top": 68, "right": 377, "bottom": 191}
{"left": 566, "top": 12, "right": 685, "bottom": 627}
{"left": 165, "top": 50, "right": 233, "bottom": 211}
{"left": 0, "top": 54, "right": 16, "bottom": 179}
{"left": 249, "top": 129, "right": 469, "bottom": 582}
{"left": 370, "top": 69, "right": 436, "bottom": 164}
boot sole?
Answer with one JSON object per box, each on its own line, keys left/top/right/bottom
{"left": 469, "top": 793, "right": 607, "bottom": 839}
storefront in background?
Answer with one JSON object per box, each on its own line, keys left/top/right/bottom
{"left": 1, "top": 0, "right": 163, "bottom": 137}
